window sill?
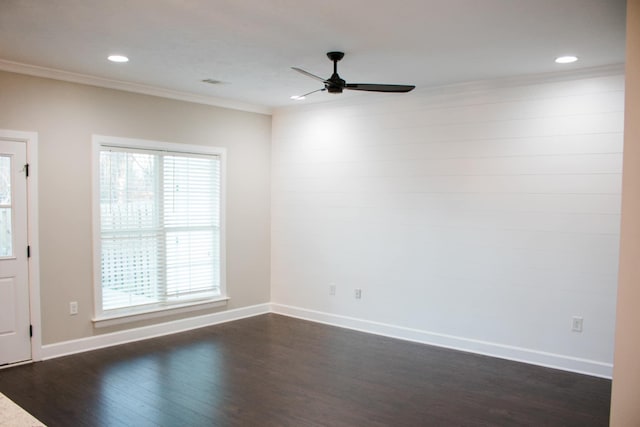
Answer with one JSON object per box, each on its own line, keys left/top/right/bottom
{"left": 92, "top": 297, "right": 229, "bottom": 328}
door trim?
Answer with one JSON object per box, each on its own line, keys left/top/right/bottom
{"left": 0, "top": 129, "right": 41, "bottom": 362}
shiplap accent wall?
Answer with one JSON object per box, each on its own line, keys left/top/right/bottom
{"left": 271, "top": 70, "right": 624, "bottom": 376}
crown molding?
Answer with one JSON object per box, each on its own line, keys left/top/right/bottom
{"left": 275, "top": 63, "right": 625, "bottom": 113}
{"left": 0, "top": 59, "right": 272, "bottom": 115}
{"left": 416, "top": 63, "right": 626, "bottom": 96}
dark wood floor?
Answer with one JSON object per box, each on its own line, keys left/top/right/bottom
{"left": 0, "top": 314, "right": 610, "bottom": 426}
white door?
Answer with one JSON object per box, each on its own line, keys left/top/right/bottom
{"left": 0, "top": 139, "right": 30, "bottom": 365}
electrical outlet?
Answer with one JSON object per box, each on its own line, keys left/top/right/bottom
{"left": 329, "top": 284, "right": 336, "bottom": 296}
{"left": 69, "top": 301, "right": 78, "bottom": 316}
{"left": 571, "top": 316, "right": 583, "bottom": 333}
{"left": 355, "top": 289, "right": 362, "bottom": 299}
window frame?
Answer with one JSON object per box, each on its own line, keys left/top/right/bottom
{"left": 91, "top": 135, "right": 227, "bottom": 327}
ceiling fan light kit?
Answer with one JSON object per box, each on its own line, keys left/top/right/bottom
{"left": 292, "top": 51, "right": 415, "bottom": 100}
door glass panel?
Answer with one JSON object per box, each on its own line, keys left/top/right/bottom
{"left": 0, "top": 157, "right": 10, "bottom": 205}
{"left": 0, "top": 157, "right": 12, "bottom": 257}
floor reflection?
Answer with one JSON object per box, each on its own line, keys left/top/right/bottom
{"left": 95, "top": 340, "right": 225, "bottom": 426}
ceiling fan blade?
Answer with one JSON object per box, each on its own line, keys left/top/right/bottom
{"left": 345, "top": 83, "right": 415, "bottom": 93}
{"left": 291, "top": 87, "right": 326, "bottom": 100}
{"left": 291, "top": 67, "right": 328, "bottom": 84}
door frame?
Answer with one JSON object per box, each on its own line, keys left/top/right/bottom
{"left": 0, "top": 129, "right": 41, "bottom": 362}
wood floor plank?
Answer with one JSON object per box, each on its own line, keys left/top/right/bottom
{"left": 0, "top": 314, "right": 611, "bottom": 426}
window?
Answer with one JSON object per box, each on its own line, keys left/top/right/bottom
{"left": 93, "top": 135, "right": 226, "bottom": 322}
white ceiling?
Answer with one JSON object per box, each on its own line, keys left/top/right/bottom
{"left": 0, "top": 0, "right": 626, "bottom": 112}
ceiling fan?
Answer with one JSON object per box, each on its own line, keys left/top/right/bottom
{"left": 291, "top": 52, "right": 415, "bottom": 100}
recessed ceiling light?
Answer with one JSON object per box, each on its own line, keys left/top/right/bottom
{"left": 555, "top": 55, "right": 578, "bottom": 64}
{"left": 290, "top": 95, "right": 305, "bottom": 101}
{"left": 108, "top": 55, "right": 129, "bottom": 63}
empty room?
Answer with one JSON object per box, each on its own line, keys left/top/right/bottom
{"left": 1, "top": 0, "right": 639, "bottom": 426}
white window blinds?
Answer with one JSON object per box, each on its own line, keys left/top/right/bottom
{"left": 99, "top": 145, "right": 222, "bottom": 313}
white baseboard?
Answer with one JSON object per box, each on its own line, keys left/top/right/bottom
{"left": 40, "top": 303, "right": 271, "bottom": 360}
{"left": 271, "top": 303, "right": 613, "bottom": 379}
{"left": 39, "top": 301, "right": 612, "bottom": 379}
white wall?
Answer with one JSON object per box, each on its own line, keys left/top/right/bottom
{"left": 0, "top": 71, "right": 272, "bottom": 345}
{"left": 271, "top": 69, "right": 624, "bottom": 376}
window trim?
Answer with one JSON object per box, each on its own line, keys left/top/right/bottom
{"left": 91, "top": 135, "right": 227, "bottom": 324}
{"left": 92, "top": 298, "right": 229, "bottom": 328}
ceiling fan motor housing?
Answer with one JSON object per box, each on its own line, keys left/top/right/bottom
{"left": 326, "top": 74, "right": 346, "bottom": 93}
